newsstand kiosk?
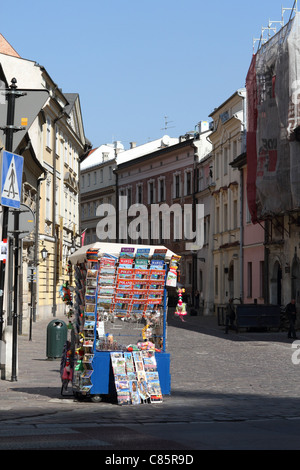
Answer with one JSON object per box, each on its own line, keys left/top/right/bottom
{"left": 69, "top": 242, "right": 180, "bottom": 404}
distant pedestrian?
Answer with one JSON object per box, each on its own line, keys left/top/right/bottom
{"left": 225, "top": 298, "right": 236, "bottom": 334}
{"left": 286, "top": 299, "right": 298, "bottom": 339}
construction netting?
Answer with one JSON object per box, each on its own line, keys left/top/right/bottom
{"left": 246, "top": 12, "right": 300, "bottom": 222}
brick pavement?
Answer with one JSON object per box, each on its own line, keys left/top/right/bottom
{"left": 1, "top": 309, "right": 300, "bottom": 426}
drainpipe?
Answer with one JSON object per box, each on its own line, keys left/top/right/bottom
{"left": 239, "top": 167, "right": 244, "bottom": 303}
{"left": 238, "top": 90, "right": 247, "bottom": 304}
{"left": 33, "top": 172, "right": 47, "bottom": 321}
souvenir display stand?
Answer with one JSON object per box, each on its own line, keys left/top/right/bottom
{"left": 69, "top": 243, "right": 180, "bottom": 405}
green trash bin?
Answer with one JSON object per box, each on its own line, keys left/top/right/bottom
{"left": 46, "top": 319, "right": 67, "bottom": 359}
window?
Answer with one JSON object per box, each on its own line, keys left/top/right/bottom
{"left": 216, "top": 206, "right": 220, "bottom": 233}
{"left": 215, "top": 266, "right": 219, "bottom": 296}
{"left": 224, "top": 148, "right": 228, "bottom": 175}
{"left": 232, "top": 141, "right": 237, "bottom": 159}
{"left": 46, "top": 178, "right": 51, "bottom": 220}
{"left": 46, "top": 118, "right": 51, "bottom": 148}
{"left": 100, "top": 169, "right": 103, "bottom": 183}
{"left": 247, "top": 262, "right": 253, "bottom": 298}
{"left": 199, "top": 270, "right": 203, "bottom": 293}
{"left": 94, "top": 171, "right": 97, "bottom": 185}
{"left": 148, "top": 181, "right": 155, "bottom": 204}
{"left": 158, "top": 178, "right": 165, "bottom": 202}
{"left": 73, "top": 149, "right": 77, "bottom": 169}
{"left": 69, "top": 143, "right": 72, "bottom": 168}
{"left": 127, "top": 187, "right": 132, "bottom": 208}
{"left": 185, "top": 171, "right": 192, "bottom": 195}
{"left": 223, "top": 204, "right": 228, "bottom": 231}
{"left": 64, "top": 138, "right": 68, "bottom": 164}
{"left": 137, "top": 184, "right": 143, "bottom": 204}
{"left": 174, "top": 174, "right": 180, "bottom": 198}
{"left": 233, "top": 200, "right": 238, "bottom": 228}
{"left": 55, "top": 126, "right": 59, "bottom": 154}
{"left": 260, "top": 261, "right": 265, "bottom": 298}
{"left": 215, "top": 153, "right": 220, "bottom": 179}
{"left": 64, "top": 192, "right": 68, "bottom": 222}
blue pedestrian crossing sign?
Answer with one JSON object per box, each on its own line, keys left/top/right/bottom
{"left": 0, "top": 150, "right": 24, "bottom": 209}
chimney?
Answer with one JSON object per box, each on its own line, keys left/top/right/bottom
{"left": 130, "top": 142, "right": 136, "bottom": 149}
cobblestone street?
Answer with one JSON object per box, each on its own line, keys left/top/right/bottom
{"left": 0, "top": 312, "right": 300, "bottom": 422}
{"left": 0, "top": 310, "right": 300, "bottom": 449}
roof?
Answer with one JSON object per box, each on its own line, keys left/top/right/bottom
{"left": 80, "top": 144, "right": 117, "bottom": 171}
{"left": 116, "top": 135, "right": 178, "bottom": 166}
{"left": 116, "top": 136, "right": 195, "bottom": 171}
{"left": 209, "top": 88, "right": 246, "bottom": 118}
{"left": 64, "top": 93, "right": 78, "bottom": 115}
{"left": 0, "top": 34, "right": 20, "bottom": 58}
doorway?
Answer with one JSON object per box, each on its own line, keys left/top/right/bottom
{"left": 270, "top": 261, "right": 282, "bottom": 305}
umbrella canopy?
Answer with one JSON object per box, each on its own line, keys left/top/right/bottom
{"left": 69, "top": 242, "right": 178, "bottom": 265}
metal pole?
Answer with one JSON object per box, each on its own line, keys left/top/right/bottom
{"left": 29, "top": 267, "right": 33, "bottom": 341}
{"left": 0, "top": 79, "right": 17, "bottom": 340}
{"left": 11, "top": 211, "right": 19, "bottom": 381}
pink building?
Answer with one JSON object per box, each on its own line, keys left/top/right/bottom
{"left": 231, "top": 154, "right": 265, "bottom": 304}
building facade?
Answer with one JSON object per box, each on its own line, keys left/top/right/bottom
{"left": 231, "top": 153, "right": 265, "bottom": 305}
{"left": 115, "top": 130, "right": 211, "bottom": 304}
{"left": 80, "top": 142, "right": 123, "bottom": 245}
{"left": 195, "top": 151, "right": 214, "bottom": 314}
{"left": 208, "top": 89, "right": 246, "bottom": 314}
{"left": 0, "top": 39, "right": 90, "bottom": 332}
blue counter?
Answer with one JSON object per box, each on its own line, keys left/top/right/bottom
{"left": 90, "top": 351, "right": 171, "bottom": 396}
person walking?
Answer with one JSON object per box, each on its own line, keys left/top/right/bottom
{"left": 225, "top": 298, "right": 236, "bottom": 334}
{"left": 286, "top": 299, "right": 298, "bottom": 339}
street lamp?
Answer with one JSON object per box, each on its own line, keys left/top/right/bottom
{"left": 41, "top": 247, "right": 48, "bottom": 260}
{"left": 70, "top": 239, "right": 76, "bottom": 254}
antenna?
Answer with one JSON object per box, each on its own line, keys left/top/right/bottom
{"left": 161, "top": 116, "right": 175, "bottom": 132}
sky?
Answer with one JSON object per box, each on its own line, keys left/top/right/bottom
{"left": 0, "top": 0, "right": 297, "bottom": 149}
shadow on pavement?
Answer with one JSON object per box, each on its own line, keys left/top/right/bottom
{"left": 167, "top": 311, "right": 292, "bottom": 344}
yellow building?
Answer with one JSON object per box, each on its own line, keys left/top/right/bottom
{"left": 0, "top": 36, "right": 91, "bottom": 331}
{"left": 208, "top": 89, "right": 246, "bottom": 314}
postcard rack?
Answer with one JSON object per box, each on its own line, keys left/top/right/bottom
{"left": 71, "top": 244, "right": 178, "bottom": 404}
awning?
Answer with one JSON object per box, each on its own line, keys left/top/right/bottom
{"left": 69, "top": 242, "right": 177, "bottom": 265}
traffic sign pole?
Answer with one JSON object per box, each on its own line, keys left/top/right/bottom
{"left": 0, "top": 79, "right": 18, "bottom": 341}
{"left": 0, "top": 78, "right": 25, "bottom": 381}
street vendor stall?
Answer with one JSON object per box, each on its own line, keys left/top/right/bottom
{"left": 69, "top": 242, "right": 180, "bottom": 404}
